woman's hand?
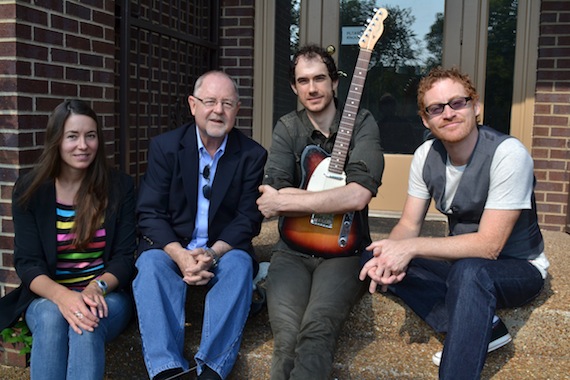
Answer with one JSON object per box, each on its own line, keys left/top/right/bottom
{"left": 54, "top": 288, "right": 100, "bottom": 335}
{"left": 82, "top": 282, "right": 109, "bottom": 318}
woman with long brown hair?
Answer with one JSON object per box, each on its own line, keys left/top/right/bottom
{"left": 0, "top": 99, "right": 136, "bottom": 379}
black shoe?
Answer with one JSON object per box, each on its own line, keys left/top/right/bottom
{"left": 432, "top": 318, "right": 512, "bottom": 366}
{"left": 487, "top": 318, "right": 512, "bottom": 351}
{"left": 153, "top": 367, "right": 184, "bottom": 380}
{"left": 198, "top": 365, "right": 222, "bottom": 380}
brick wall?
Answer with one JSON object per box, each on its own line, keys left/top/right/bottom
{"left": 533, "top": 0, "right": 570, "bottom": 232}
{"left": 120, "top": 1, "right": 217, "bottom": 181}
{"left": 219, "top": 0, "right": 256, "bottom": 137}
{"left": 0, "top": 0, "right": 256, "bottom": 367}
{"left": 0, "top": 0, "right": 117, "bottom": 366}
{"left": 122, "top": 0, "right": 255, "bottom": 182}
{"left": 0, "top": 1, "right": 117, "bottom": 293}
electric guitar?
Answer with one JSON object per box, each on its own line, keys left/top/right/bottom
{"left": 280, "top": 8, "right": 388, "bottom": 257}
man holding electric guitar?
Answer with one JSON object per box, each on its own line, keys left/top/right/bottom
{"left": 256, "top": 42, "right": 384, "bottom": 379}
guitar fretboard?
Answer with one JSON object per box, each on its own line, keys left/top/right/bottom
{"left": 329, "top": 49, "right": 372, "bottom": 175}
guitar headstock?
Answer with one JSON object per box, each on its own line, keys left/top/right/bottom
{"left": 359, "top": 8, "right": 388, "bottom": 51}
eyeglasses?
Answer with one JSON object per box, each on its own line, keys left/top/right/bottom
{"left": 425, "top": 97, "right": 472, "bottom": 116}
{"left": 202, "top": 165, "right": 211, "bottom": 200}
{"left": 194, "top": 96, "right": 238, "bottom": 110}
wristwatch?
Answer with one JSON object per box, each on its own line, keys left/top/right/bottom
{"left": 91, "top": 279, "right": 108, "bottom": 296}
{"left": 204, "top": 247, "right": 220, "bottom": 268}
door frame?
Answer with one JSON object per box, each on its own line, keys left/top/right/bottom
{"left": 252, "top": 0, "right": 539, "bottom": 218}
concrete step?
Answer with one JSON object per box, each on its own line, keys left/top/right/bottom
{"left": 2, "top": 219, "right": 569, "bottom": 379}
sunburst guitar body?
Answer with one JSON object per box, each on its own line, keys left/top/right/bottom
{"left": 280, "top": 145, "right": 358, "bottom": 257}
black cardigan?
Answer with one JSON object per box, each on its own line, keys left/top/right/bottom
{"left": 0, "top": 169, "right": 137, "bottom": 330}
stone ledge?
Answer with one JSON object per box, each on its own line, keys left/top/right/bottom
{"left": 1, "top": 223, "right": 568, "bottom": 380}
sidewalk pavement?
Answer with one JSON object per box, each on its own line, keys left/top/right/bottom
{"left": 1, "top": 218, "right": 569, "bottom": 379}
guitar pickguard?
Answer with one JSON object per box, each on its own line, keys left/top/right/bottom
{"left": 307, "top": 155, "right": 349, "bottom": 230}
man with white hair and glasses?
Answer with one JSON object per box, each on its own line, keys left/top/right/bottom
{"left": 133, "top": 71, "right": 267, "bottom": 380}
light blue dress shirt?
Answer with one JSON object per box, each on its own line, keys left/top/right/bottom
{"left": 186, "top": 127, "right": 227, "bottom": 250}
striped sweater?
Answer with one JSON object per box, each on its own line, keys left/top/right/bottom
{"left": 55, "top": 202, "right": 106, "bottom": 290}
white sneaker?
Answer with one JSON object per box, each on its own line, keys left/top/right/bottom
{"left": 253, "top": 262, "right": 270, "bottom": 290}
{"left": 432, "top": 319, "right": 512, "bottom": 366}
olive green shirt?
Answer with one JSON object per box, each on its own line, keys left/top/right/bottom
{"left": 263, "top": 103, "right": 384, "bottom": 253}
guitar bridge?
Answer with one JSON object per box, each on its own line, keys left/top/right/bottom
{"left": 309, "top": 212, "right": 355, "bottom": 248}
{"left": 310, "top": 213, "right": 334, "bottom": 229}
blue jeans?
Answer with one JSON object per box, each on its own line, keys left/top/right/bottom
{"left": 133, "top": 248, "right": 253, "bottom": 379}
{"left": 25, "top": 291, "right": 133, "bottom": 380}
{"left": 266, "top": 250, "right": 363, "bottom": 380}
{"left": 389, "top": 257, "right": 544, "bottom": 380}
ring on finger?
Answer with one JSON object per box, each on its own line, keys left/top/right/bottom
{"left": 74, "top": 311, "right": 84, "bottom": 319}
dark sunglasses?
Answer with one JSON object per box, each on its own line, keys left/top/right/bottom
{"left": 425, "top": 97, "right": 472, "bottom": 116}
{"left": 202, "top": 165, "right": 211, "bottom": 200}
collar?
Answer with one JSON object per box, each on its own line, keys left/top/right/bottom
{"left": 195, "top": 126, "right": 228, "bottom": 158}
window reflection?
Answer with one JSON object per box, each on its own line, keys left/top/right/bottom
{"left": 483, "top": 0, "right": 518, "bottom": 135}
{"left": 273, "top": 0, "right": 300, "bottom": 126}
{"left": 337, "top": 0, "right": 444, "bottom": 154}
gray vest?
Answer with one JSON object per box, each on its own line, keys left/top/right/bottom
{"left": 423, "top": 125, "right": 543, "bottom": 260}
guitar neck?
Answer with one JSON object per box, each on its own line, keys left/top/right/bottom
{"left": 329, "top": 49, "right": 372, "bottom": 175}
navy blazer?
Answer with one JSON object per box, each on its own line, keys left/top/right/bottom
{"left": 0, "top": 170, "right": 137, "bottom": 330}
{"left": 136, "top": 123, "right": 267, "bottom": 260}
